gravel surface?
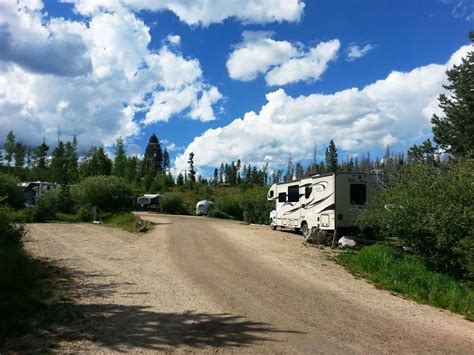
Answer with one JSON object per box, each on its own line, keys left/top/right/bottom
{"left": 15, "top": 214, "right": 474, "bottom": 353}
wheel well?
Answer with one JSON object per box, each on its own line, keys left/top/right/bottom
{"left": 301, "top": 220, "right": 308, "bottom": 228}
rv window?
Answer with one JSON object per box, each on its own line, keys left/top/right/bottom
{"left": 278, "top": 192, "right": 287, "bottom": 202}
{"left": 305, "top": 186, "right": 312, "bottom": 199}
{"left": 350, "top": 184, "right": 366, "bottom": 205}
{"left": 288, "top": 185, "right": 299, "bottom": 202}
{"left": 269, "top": 190, "right": 274, "bottom": 198}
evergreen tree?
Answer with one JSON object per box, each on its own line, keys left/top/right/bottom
{"left": 176, "top": 172, "right": 184, "bottom": 185}
{"left": 0, "top": 150, "right": 3, "bottom": 167}
{"left": 112, "top": 137, "right": 127, "bottom": 177}
{"left": 96, "top": 146, "right": 112, "bottom": 175}
{"left": 4, "top": 130, "right": 16, "bottom": 165}
{"left": 408, "top": 139, "right": 437, "bottom": 164}
{"left": 50, "top": 142, "right": 68, "bottom": 184}
{"left": 212, "top": 168, "right": 218, "bottom": 185}
{"left": 325, "top": 140, "right": 338, "bottom": 173}
{"left": 187, "top": 152, "right": 196, "bottom": 183}
{"left": 125, "top": 156, "right": 138, "bottom": 182}
{"left": 144, "top": 134, "right": 163, "bottom": 177}
{"left": 163, "top": 148, "right": 170, "bottom": 171}
{"left": 26, "top": 146, "right": 32, "bottom": 168}
{"left": 65, "top": 136, "right": 78, "bottom": 183}
{"left": 32, "top": 141, "right": 49, "bottom": 180}
{"left": 14, "top": 142, "right": 26, "bottom": 168}
{"left": 432, "top": 32, "right": 474, "bottom": 157}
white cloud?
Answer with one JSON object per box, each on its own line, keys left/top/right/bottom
{"left": 174, "top": 45, "right": 471, "bottom": 173}
{"left": 346, "top": 43, "right": 375, "bottom": 61}
{"left": 227, "top": 32, "right": 340, "bottom": 85}
{"left": 166, "top": 34, "right": 181, "bottom": 46}
{"left": 265, "top": 39, "right": 340, "bottom": 86}
{"left": 226, "top": 31, "right": 298, "bottom": 81}
{"left": 0, "top": 2, "right": 222, "bottom": 149}
{"left": 64, "top": 0, "right": 305, "bottom": 26}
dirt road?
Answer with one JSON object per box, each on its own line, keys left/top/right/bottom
{"left": 17, "top": 214, "right": 474, "bottom": 353}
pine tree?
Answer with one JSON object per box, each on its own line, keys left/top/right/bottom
{"left": 65, "top": 136, "right": 78, "bottom": 183}
{"left": 187, "top": 152, "right": 196, "bottom": 183}
{"left": 32, "top": 141, "right": 49, "bottom": 180}
{"left": 177, "top": 172, "right": 184, "bottom": 186}
{"left": 4, "top": 130, "right": 15, "bottom": 165}
{"left": 112, "top": 137, "right": 127, "bottom": 177}
{"left": 144, "top": 134, "right": 163, "bottom": 177}
{"left": 432, "top": 32, "right": 474, "bottom": 157}
{"left": 325, "top": 140, "right": 338, "bottom": 173}
{"left": 14, "top": 142, "right": 26, "bottom": 168}
{"left": 163, "top": 148, "right": 170, "bottom": 171}
{"left": 51, "top": 142, "right": 68, "bottom": 184}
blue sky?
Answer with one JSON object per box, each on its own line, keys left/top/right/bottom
{"left": 0, "top": 0, "right": 472, "bottom": 176}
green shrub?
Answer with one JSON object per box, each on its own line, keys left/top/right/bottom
{"left": 72, "top": 175, "right": 133, "bottom": 213}
{"left": 160, "top": 193, "right": 189, "bottom": 215}
{"left": 0, "top": 206, "right": 26, "bottom": 251}
{"left": 208, "top": 209, "right": 233, "bottom": 220}
{"left": 214, "top": 195, "right": 243, "bottom": 220}
{"left": 0, "top": 173, "right": 25, "bottom": 209}
{"left": 339, "top": 245, "right": 474, "bottom": 320}
{"left": 9, "top": 208, "right": 36, "bottom": 223}
{"left": 358, "top": 159, "right": 474, "bottom": 279}
{"left": 54, "top": 213, "right": 81, "bottom": 223}
{"left": 102, "top": 212, "right": 150, "bottom": 233}
{"left": 240, "top": 186, "right": 274, "bottom": 224}
{"left": 34, "top": 189, "right": 62, "bottom": 222}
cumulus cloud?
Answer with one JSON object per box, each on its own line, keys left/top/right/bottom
{"left": 0, "top": 2, "right": 92, "bottom": 76}
{"left": 175, "top": 45, "right": 471, "bottom": 173}
{"left": 227, "top": 32, "right": 340, "bottom": 85}
{"left": 0, "top": 2, "right": 222, "bottom": 149}
{"left": 265, "top": 39, "right": 340, "bottom": 86}
{"left": 63, "top": 0, "right": 305, "bottom": 26}
{"left": 346, "top": 43, "right": 375, "bottom": 61}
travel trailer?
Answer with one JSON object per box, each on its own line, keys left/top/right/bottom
{"left": 19, "top": 181, "right": 57, "bottom": 207}
{"left": 267, "top": 173, "right": 376, "bottom": 243}
{"left": 137, "top": 194, "right": 160, "bottom": 211}
{"left": 196, "top": 200, "right": 214, "bottom": 216}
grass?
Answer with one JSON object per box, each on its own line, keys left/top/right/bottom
{"left": 339, "top": 244, "right": 474, "bottom": 321}
{"left": 102, "top": 212, "right": 153, "bottom": 233}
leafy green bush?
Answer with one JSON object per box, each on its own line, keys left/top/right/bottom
{"left": 208, "top": 209, "right": 233, "bottom": 219}
{"left": 72, "top": 175, "right": 133, "bottom": 212}
{"left": 0, "top": 173, "right": 25, "bottom": 209}
{"left": 34, "top": 189, "right": 62, "bottom": 222}
{"left": 240, "top": 186, "right": 274, "bottom": 224}
{"left": 0, "top": 206, "right": 26, "bottom": 251}
{"left": 358, "top": 159, "right": 474, "bottom": 278}
{"left": 9, "top": 208, "right": 36, "bottom": 223}
{"left": 214, "top": 195, "right": 243, "bottom": 220}
{"left": 102, "top": 212, "right": 151, "bottom": 233}
{"left": 160, "top": 193, "right": 189, "bottom": 215}
{"left": 339, "top": 244, "right": 473, "bottom": 320}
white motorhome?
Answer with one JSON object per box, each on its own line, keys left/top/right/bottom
{"left": 267, "top": 173, "right": 376, "bottom": 243}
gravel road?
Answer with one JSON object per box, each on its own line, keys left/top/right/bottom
{"left": 17, "top": 214, "right": 474, "bottom": 353}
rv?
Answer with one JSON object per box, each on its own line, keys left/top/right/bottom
{"left": 19, "top": 181, "right": 58, "bottom": 207}
{"left": 137, "top": 194, "right": 160, "bottom": 211}
{"left": 196, "top": 200, "right": 214, "bottom": 216}
{"left": 267, "top": 173, "right": 376, "bottom": 243}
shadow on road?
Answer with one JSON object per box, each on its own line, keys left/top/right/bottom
{"left": 2, "top": 261, "right": 301, "bottom": 352}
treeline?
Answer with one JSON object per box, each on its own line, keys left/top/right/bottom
{"left": 0, "top": 132, "right": 175, "bottom": 192}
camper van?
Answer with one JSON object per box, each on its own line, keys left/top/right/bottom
{"left": 267, "top": 173, "right": 376, "bottom": 243}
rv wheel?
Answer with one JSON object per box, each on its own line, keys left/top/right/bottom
{"left": 313, "top": 229, "right": 330, "bottom": 245}
{"left": 270, "top": 224, "right": 277, "bottom": 230}
{"left": 301, "top": 222, "right": 310, "bottom": 240}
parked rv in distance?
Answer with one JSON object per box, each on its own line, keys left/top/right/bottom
{"left": 267, "top": 173, "right": 376, "bottom": 244}
{"left": 196, "top": 200, "right": 214, "bottom": 216}
{"left": 19, "top": 181, "right": 58, "bottom": 207}
{"left": 137, "top": 193, "right": 160, "bottom": 211}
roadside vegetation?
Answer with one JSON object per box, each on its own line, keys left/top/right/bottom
{"left": 341, "top": 34, "right": 473, "bottom": 320}
{"left": 339, "top": 245, "right": 473, "bottom": 320}
{"left": 0, "top": 205, "right": 67, "bottom": 345}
